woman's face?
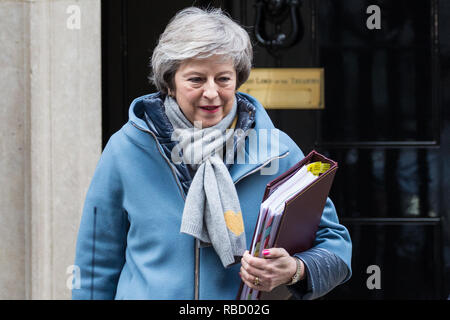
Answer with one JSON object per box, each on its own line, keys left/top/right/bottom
{"left": 171, "top": 55, "right": 237, "bottom": 128}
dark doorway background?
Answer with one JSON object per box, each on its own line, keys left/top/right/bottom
{"left": 101, "top": 0, "right": 450, "bottom": 299}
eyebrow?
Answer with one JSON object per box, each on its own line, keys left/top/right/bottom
{"left": 182, "top": 71, "right": 234, "bottom": 77}
{"left": 216, "top": 71, "right": 234, "bottom": 76}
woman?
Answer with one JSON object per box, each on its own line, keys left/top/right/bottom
{"left": 72, "top": 7, "right": 352, "bottom": 300}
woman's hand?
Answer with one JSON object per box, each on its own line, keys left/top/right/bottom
{"left": 239, "top": 248, "right": 305, "bottom": 292}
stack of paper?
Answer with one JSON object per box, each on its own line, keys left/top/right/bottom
{"left": 240, "top": 161, "right": 330, "bottom": 300}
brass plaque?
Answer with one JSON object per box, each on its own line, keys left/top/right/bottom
{"left": 239, "top": 68, "right": 324, "bottom": 109}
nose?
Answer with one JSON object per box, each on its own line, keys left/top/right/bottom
{"left": 202, "top": 78, "right": 219, "bottom": 101}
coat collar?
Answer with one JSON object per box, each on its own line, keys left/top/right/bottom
{"left": 125, "top": 92, "right": 289, "bottom": 183}
{"left": 228, "top": 92, "right": 289, "bottom": 183}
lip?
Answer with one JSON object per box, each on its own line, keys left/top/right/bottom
{"left": 199, "top": 105, "right": 221, "bottom": 113}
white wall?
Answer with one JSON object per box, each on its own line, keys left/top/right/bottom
{"left": 0, "top": 0, "right": 102, "bottom": 299}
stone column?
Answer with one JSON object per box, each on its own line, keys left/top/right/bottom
{"left": 0, "top": 0, "right": 102, "bottom": 299}
{"left": 0, "top": 0, "right": 28, "bottom": 300}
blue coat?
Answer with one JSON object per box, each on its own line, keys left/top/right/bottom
{"left": 72, "top": 92, "right": 352, "bottom": 299}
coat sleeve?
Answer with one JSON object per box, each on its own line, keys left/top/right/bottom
{"left": 72, "top": 136, "right": 129, "bottom": 300}
{"left": 279, "top": 131, "right": 352, "bottom": 299}
{"left": 290, "top": 200, "right": 352, "bottom": 300}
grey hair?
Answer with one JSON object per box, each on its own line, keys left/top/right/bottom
{"left": 149, "top": 7, "right": 253, "bottom": 94}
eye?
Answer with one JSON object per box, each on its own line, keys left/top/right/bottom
{"left": 188, "top": 77, "right": 203, "bottom": 83}
{"left": 218, "top": 77, "right": 231, "bottom": 82}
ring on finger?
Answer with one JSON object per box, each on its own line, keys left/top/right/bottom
{"left": 253, "top": 276, "right": 260, "bottom": 286}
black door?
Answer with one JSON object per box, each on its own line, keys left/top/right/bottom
{"left": 102, "top": 0, "right": 450, "bottom": 299}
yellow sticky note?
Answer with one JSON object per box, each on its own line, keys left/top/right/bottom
{"left": 307, "top": 161, "right": 330, "bottom": 176}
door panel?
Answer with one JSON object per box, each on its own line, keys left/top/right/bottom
{"left": 324, "top": 224, "right": 441, "bottom": 299}
{"left": 317, "top": 0, "right": 437, "bottom": 144}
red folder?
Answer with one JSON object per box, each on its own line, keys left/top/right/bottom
{"left": 237, "top": 150, "right": 338, "bottom": 300}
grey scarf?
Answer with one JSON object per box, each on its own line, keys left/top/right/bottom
{"left": 164, "top": 96, "right": 246, "bottom": 267}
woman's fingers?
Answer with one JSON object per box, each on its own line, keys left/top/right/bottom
{"left": 240, "top": 266, "right": 262, "bottom": 290}
{"left": 241, "top": 254, "right": 264, "bottom": 276}
{"left": 261, "top": 248, "right": 289, "bottom": 259}
{"left": 240, "top": 248, "right": 297, "bottom": 291}
{"left": 242, "top": 251, "right": 267, "bottom": 271}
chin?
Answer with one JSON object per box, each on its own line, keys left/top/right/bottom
{"left": 200, "top": 119, "right": 220, "bottom": 128}
{"left": 195, "top": 116, "right": 222, "bottom": 128}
